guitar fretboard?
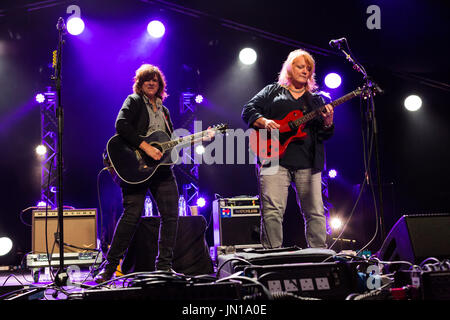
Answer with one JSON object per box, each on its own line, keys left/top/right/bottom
{"left": 292, "top": 89, "right": 361, "bottom": 127}
{"left": 159, "top": 125, "right": 227, "bottom": 152}
{"left": 160, "top": 131, "right": 206, "bottom": 152}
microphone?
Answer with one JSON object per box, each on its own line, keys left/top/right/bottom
{"left": 56, "top": 17, "right": 66, "bottom": 32}
{"left": 329, "top": 37, "right": 346, "bottom": 49}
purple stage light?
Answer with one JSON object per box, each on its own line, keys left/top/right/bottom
{"left": 35, "top": 93, "right": 45, "bottom": 103}
{"left": 147, "top": 20, "right": 165, "bottom": 38}
{"left": 324, "top": 73, "right": 342, "bottom": 89}
{"left": 67, "top": 17, "right": 85, "bottom": 36}
{"left": 195, "top": 94, "right": 204, "bottom": 104}
{"left": 196, "top": 197, "right": 206, "bottom": 208}
{"left": 328, "top": 169, "right": 338, "bottom": 179}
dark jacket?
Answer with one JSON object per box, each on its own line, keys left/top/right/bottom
{"left": 115, "top": 93, "right": 174, "bottom": 149}
{"left": 241, "top": 83, "right": 334, "bottom": 171}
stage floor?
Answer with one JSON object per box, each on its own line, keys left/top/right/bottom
{"left": 0, "top": 268, "right": 106, "bottom": 300}
{"left": 1, "top": 247, "right": 449, "bottom": 302}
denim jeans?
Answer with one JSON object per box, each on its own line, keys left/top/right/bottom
{"left": 258, "top": 165, "right": 327, "bottom": 248}
{"left": 105, "top": 167, "right": 179, "bottom": 271}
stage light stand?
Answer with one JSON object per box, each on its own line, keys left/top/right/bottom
{"left": 52, "top": 17, "right": 68, "bottom": 286}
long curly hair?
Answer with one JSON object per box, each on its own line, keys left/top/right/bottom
{"left": 132, "top": 64, "right": 168, "bottom": 100}
{"left": 278, "top": 49, "right": 318, "bottom": 92}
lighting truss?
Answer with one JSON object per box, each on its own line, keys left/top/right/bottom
{"left": 178, "top": 91, "right": 200, "bottom": 206}
{"left": 179, "top": 92, "right": 196, "bottom": 114}
{"left": 183, "top": 182, "right": 199, "bottom": 206}
{"left": 40, "top": 87, "right": 58, "bottom": 208}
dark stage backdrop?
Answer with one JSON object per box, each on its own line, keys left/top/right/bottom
{"left": 0, "top": 0, "right": 448, "bottom": 259}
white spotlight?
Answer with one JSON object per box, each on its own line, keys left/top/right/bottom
{"left": 0, "top": 237, "right": 13, "bottom": 256}
{"left": 195, "top": 145, "right": 205, "bottom": 155}
{"left": 324, "top": 73, "right": 342, "bottom": 89}
{"left": 330, "top": 217, "right": 343, "bottom": 231}
{"left": 239, "top": 48, "right": 257, "bottom": 65}
{"left": 67, "top": 17, "right": 85, "bottom": 36}
{"left": 147, "top": 20, "right": 165, "bottom": 38}
{"left": 404, "top": 95, "right": 422, "bottom": 112}
{"left": 36, "top": 144, "right": 47, "bottom": 156}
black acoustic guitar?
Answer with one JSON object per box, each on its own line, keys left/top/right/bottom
{"left": 106, "top": 124, "right": 227, "bottom": 184}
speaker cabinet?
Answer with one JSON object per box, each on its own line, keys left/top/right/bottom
{"left": 212, "top": 198, "right": 261, "bottom": 247}
{"left": 377, "top": 214, "right": 450, "bottom": 266}
{"left": 32, "top": 208, "right": 97, "bottom": 253}
{"left": 121, "top": 216, "right": 213, "bottom": 275}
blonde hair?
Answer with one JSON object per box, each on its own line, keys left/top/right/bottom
{"left": 132, "top": 64, "right": 168, "bottom": 100}
{"left": 278, "top": 49, "right": 318, "bottom": 92}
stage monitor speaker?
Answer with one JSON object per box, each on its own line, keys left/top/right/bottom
{"left": 377, "top": 213, "right": 450, "bottom": 266}
{"left": 121, "top": 216, "right": 213, "bottom": 275}
{"left": 212, "top": 197, "right": 261, "bottom": 247}
{"left": 217, "top": 247, "right": 336, "bottom": 278}
{"left": 32, "top": 208, "right": 97, "bottom": 253}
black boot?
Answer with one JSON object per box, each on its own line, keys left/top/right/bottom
{"left": 94, "top": 265, "right": 116, "bottom": 284}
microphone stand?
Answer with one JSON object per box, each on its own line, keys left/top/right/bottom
{"left": 53, "top": 17, "right": 68, "bottom": 286}
{"left": 332, "top": 39, "right": 387, "bottom": 243}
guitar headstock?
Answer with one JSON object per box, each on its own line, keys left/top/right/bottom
{"left": 353, "top": 87, "right": 363, "bottom": 97}
{"left": 212, "top": 123, "right": 228, "bottom": 133}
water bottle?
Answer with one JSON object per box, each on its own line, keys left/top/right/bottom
{"left": 178, "top": 195, "right": 187, "bottom": 216}
{"left": 144, "top": 196, "right": 153, "bottom": 217}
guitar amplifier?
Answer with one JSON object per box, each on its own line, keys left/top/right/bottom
{"left": 31, "top": 208, "right": 98, "bottom": 253}
{"left": 212, "top": 197, "right": 261, "bottom": 250}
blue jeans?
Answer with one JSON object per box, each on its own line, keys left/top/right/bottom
{"left": 257, "top": 165, "right": 327, "bottom": 248}
{"left": 105, "top": 167, "right": 179, "bottom": 271}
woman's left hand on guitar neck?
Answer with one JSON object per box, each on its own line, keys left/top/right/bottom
{"left": 202, "top": 126, "right": 216, "bottom": 141}
{"left": 321, "top": 104, "right": 334, "bottom": 127}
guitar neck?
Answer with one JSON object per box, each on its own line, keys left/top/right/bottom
{"left": 294, "top": 89, "right": 360, "bottom": 127}
{"left": 160, "top": 130, "right": 209, "bottom": 152}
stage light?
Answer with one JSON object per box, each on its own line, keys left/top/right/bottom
{"left": 35, "top": 93, "right": 45, "bottom": 103}
{"left": 197, "top": 197, "right": 206, "bottom": 208}
{"left": 36, "top": 144, "right": 47, "bottom": 156}
{"left": 324, "top": 73, "right": 342, "bottom": 89}
{"left": 67, "top": 17, "right": 85, "bottom": 35}
{"left": 195, "top": 94, "right": 204, "bottom": 104}
{"left": 195, "top": 145, "right": 205, "bottom": 155}
{"left": 330, "top": 217, "right": 343, "bottom": 231}
{"left": 328, "top": 169, "right": 338, "bottom": 179}
{"left": 147, "top": 20, "right": 165, "bottom": 38}
{"left": 239, "top": 48, "right": 257, "bottom": 65}
{"left": 0, "top": 237, "right": 13, "bottom": 256}
{"left": 37, "top": 201, "right": 47, "bottom": 207}
{"left": 404, "top": 95, "right": 422, "bottom": 112}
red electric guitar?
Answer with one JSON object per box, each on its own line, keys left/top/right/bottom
{"left": 249, "top": 88, "right": 363, "bottom": 160}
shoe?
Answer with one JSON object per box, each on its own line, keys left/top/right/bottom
{"left": 156, "top": 267, "right": 175, "bottom": 273}
{"left": 155, "top": 267, "right": 184, "bottom": 275}
{"left": 94, "top": 267, "right": 116, "bottom": 284}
